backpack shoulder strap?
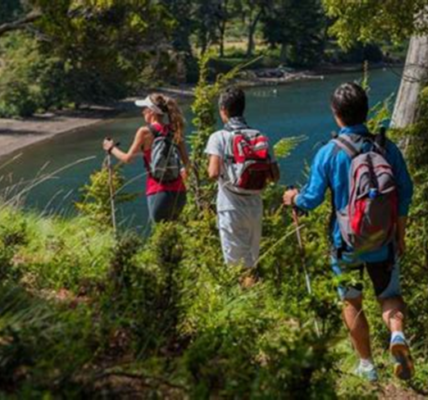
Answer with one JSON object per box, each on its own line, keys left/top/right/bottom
{"left": 148, "top": 124, "right": 160, "bottom": 138}
{"left": 331, "top": 135, "right": 360, "bottom": 159}
{"left": 372, "top": 127, "right": 388, "bottom": 154}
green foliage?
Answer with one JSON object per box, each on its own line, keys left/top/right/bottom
{"left": 2, "top": 34, "right": 428, "bottom": 398}
{"left": 183, "top": 284, "right": 338, "bottom": 398}
{"left": 358, "top": 63, "right": 394, "bottom": 134}
{"left": 0, "top": 284, "right": 99, "bottom": 396}
{"left": 325, "top": 43, "right": 384, "bottom": 65}
{"left": 75, "top": 163, "right": 137, "bottom": 228}
{"left": 1, "top": 0, "right": 414, "bottom": 118}
{"left": 0, "top": 33, "right": 66, "bottom": 117}
{"left": 0, "top": 0, "right": 24, "bottom": 24}
{"left": 149, "top": 197, "right": 343, "bottom": 398}
{"left": 192, "top": 0, "right": 226, "bottom": 56}
{"left": 262, "top": 0, "right": 327, "bottom": 67}
{"left": 2, "top": 146, "right": 428, "bottom": 397}
{"left": 384, "top": 88, "right": 428, "bottom": 393}
{"left": 0, "top": 174, "right": 346, "bottom": 398}
{"left": 159, "top": 0, "right": 200, "bottom": 82}
{"left": 34, "top": 0, "right": 174, "bottom": 102}
{"left": 274, "top": 135, "right": 307, "bottom": 159}
{"left": 401, "top": 85, "right": 428, "bottom": 171}
{"left": 0, "top": 211, "right": 28, "bottom": 282}
{"left": 0, "top": 0, "right": 179, "bottom": 116}
{"left": 0, "top": 206, "right": 114, "bottom": 291}
{"left": 322, "top": 0, "right": 427, "bottom": 49}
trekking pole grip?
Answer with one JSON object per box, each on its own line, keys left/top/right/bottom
{"left": 286, "top": 185, "right": 307, "bottom": 217}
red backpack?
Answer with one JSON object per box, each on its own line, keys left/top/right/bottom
{"left": 332, "top": 132, "right": 398, "bottom": 252}
{"left": 224, "top": 129, "right": 274, "bottom": 192}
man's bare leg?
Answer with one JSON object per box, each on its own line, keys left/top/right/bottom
{"left": 380, "top": 296, "right": 405, "bottom": 331}
{"left": 380, "top": 296, "right": 414, "bottom": 380}
{"left": 343, "top": 296, "right": 372, "bottom": 360}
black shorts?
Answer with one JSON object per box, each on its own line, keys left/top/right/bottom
{"left": 331, "top": 253, "right": 401, "bottom": 300}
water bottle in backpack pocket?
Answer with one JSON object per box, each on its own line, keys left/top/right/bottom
{"left": 223, "top": 129, "right": 274, "bottom": 192}
{"left": 148, "top": 124, "right": 182, "bottom": 183}
{"left": 333, "top": 133, "right": 398, "bottom": 253}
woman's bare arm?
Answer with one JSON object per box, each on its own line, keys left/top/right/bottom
{"left": 103, "top": 127, "right": 149, "bottom": 163}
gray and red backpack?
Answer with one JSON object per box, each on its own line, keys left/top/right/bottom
{"left": 147, "top": 124, "right": 182, "bottom": 183}
{"left": 332, "top": 129, "right": 398, "bottom": 253}
{"left": 223, "top": 128, "right": 274, "bottom": 192}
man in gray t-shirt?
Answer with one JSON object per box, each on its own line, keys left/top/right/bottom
{"left": 205, "top": 87, "right": 279, "bottom": 271}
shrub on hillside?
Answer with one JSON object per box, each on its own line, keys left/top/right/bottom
{"left": 75, "top": 164, "right": 137, "bottom": 228}
{"left": 0, "top": 33, "right": 67, "bottom": 118}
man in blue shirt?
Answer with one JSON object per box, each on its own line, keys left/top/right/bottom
{"left": 283, "top": 83, "right": 414, "bottom": 382}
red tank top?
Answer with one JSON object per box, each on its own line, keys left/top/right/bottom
{"left": 143, "top": 122, "right": 186, "bottom": 196}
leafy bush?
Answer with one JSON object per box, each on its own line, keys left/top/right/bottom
{"left": 0, "top": 212, "right": 28, "bottom": 282}
{"left": 1, "top": 54, "right": 428, "bottom": 399}
{"left": 0, "top": 284, "right": 98, "bottom": 396}
{"left": 0, "top": 33, "right": 67, "bottom": 118}
{"left": 75, "top": 163, "right": 137, "bottom": 228}
{"left": 325, "top": 43, "right": 384, "bottom": 65}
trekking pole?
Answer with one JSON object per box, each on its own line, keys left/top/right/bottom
{"left": 104, "top": 140, "right": 120, "bottom": 235}
{"left": 287, "top": 186, "right": 321, "bottom": 337}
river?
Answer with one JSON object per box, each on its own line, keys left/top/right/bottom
{"left": 1, "top": 68, "right": 402, "bottom": 229}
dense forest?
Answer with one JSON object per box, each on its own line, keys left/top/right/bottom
{"left": 0, "top": 0, "right": 398, "bottom": 118}
{"left": 1, "top": 0, "right": 428, "bottom": 398}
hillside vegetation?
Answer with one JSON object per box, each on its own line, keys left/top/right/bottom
{"left": 0, "top": 58, "right": 427, "bottom": 399}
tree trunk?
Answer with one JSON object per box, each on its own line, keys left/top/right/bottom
{"left": 246, "top": 10, "right": 262, "bottom": 57}
{"left": 219, "top": 20, "right": 226, "bottom": 57}
{"left": 391, "top": 35, "right": 428, "bottom": 129}
{"left": 218, "top": 0, "right": 229, "bottom": 58}
{"left": 280, "top": 42, "right": 287, "bottom": 62}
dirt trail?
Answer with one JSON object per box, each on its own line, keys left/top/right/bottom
{"left": 379, "top": 384, "right": 427, "bottom": 399}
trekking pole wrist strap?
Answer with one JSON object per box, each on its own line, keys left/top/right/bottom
{"left": 107, "top": 141, "right": 120, "bottom": 154}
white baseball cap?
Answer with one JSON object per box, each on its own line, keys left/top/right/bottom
{"left": 135, "top": 96, "right": 164, "bottom": 115}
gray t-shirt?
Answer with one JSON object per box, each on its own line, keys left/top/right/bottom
{"left": 205, "top": 129, "right": 263, "bottom": 212}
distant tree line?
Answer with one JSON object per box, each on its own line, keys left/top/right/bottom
{"left": 0, "top": 0, "right": 391, "bottom": 117}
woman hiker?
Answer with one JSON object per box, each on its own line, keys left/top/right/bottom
{"left": 102, "top": 93, "right": 189, "bottom": 223}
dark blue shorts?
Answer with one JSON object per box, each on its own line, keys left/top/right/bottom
{"left": 147, "top": 191, "right": 186, "bottom": 223}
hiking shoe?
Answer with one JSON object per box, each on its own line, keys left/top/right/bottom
{"left": 355, "top": 364, "right": 379, "bottom": 382}
{"left": 390, "top": 336, "right": 414, "bottom": 380}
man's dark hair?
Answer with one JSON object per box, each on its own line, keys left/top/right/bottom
{"left": 331, "top": 83, "right": 369, "bottom": 126}
{"left": 219, "top": 86, "right": 246, "bottom": 117}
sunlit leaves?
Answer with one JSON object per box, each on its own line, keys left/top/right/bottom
{"left": 274, "top": 135, "right": 307, "bottom": 159}
{"left": 322, "top": 0, "right": 428, "bottom": 48}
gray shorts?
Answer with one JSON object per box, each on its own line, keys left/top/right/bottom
{"left": 217, "top": 208, "right": 262, "bottom": 268}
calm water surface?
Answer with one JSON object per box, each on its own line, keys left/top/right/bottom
{"left": 1, "top": 69, "right": 402, "bottom": 229}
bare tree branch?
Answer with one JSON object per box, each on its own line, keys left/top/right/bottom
{"left": 0, "top": 11, "right": 42, "bottom": 37}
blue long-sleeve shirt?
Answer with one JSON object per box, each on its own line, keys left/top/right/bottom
{"left": 295, "top": 124, "right": 414, "bottom": 262}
